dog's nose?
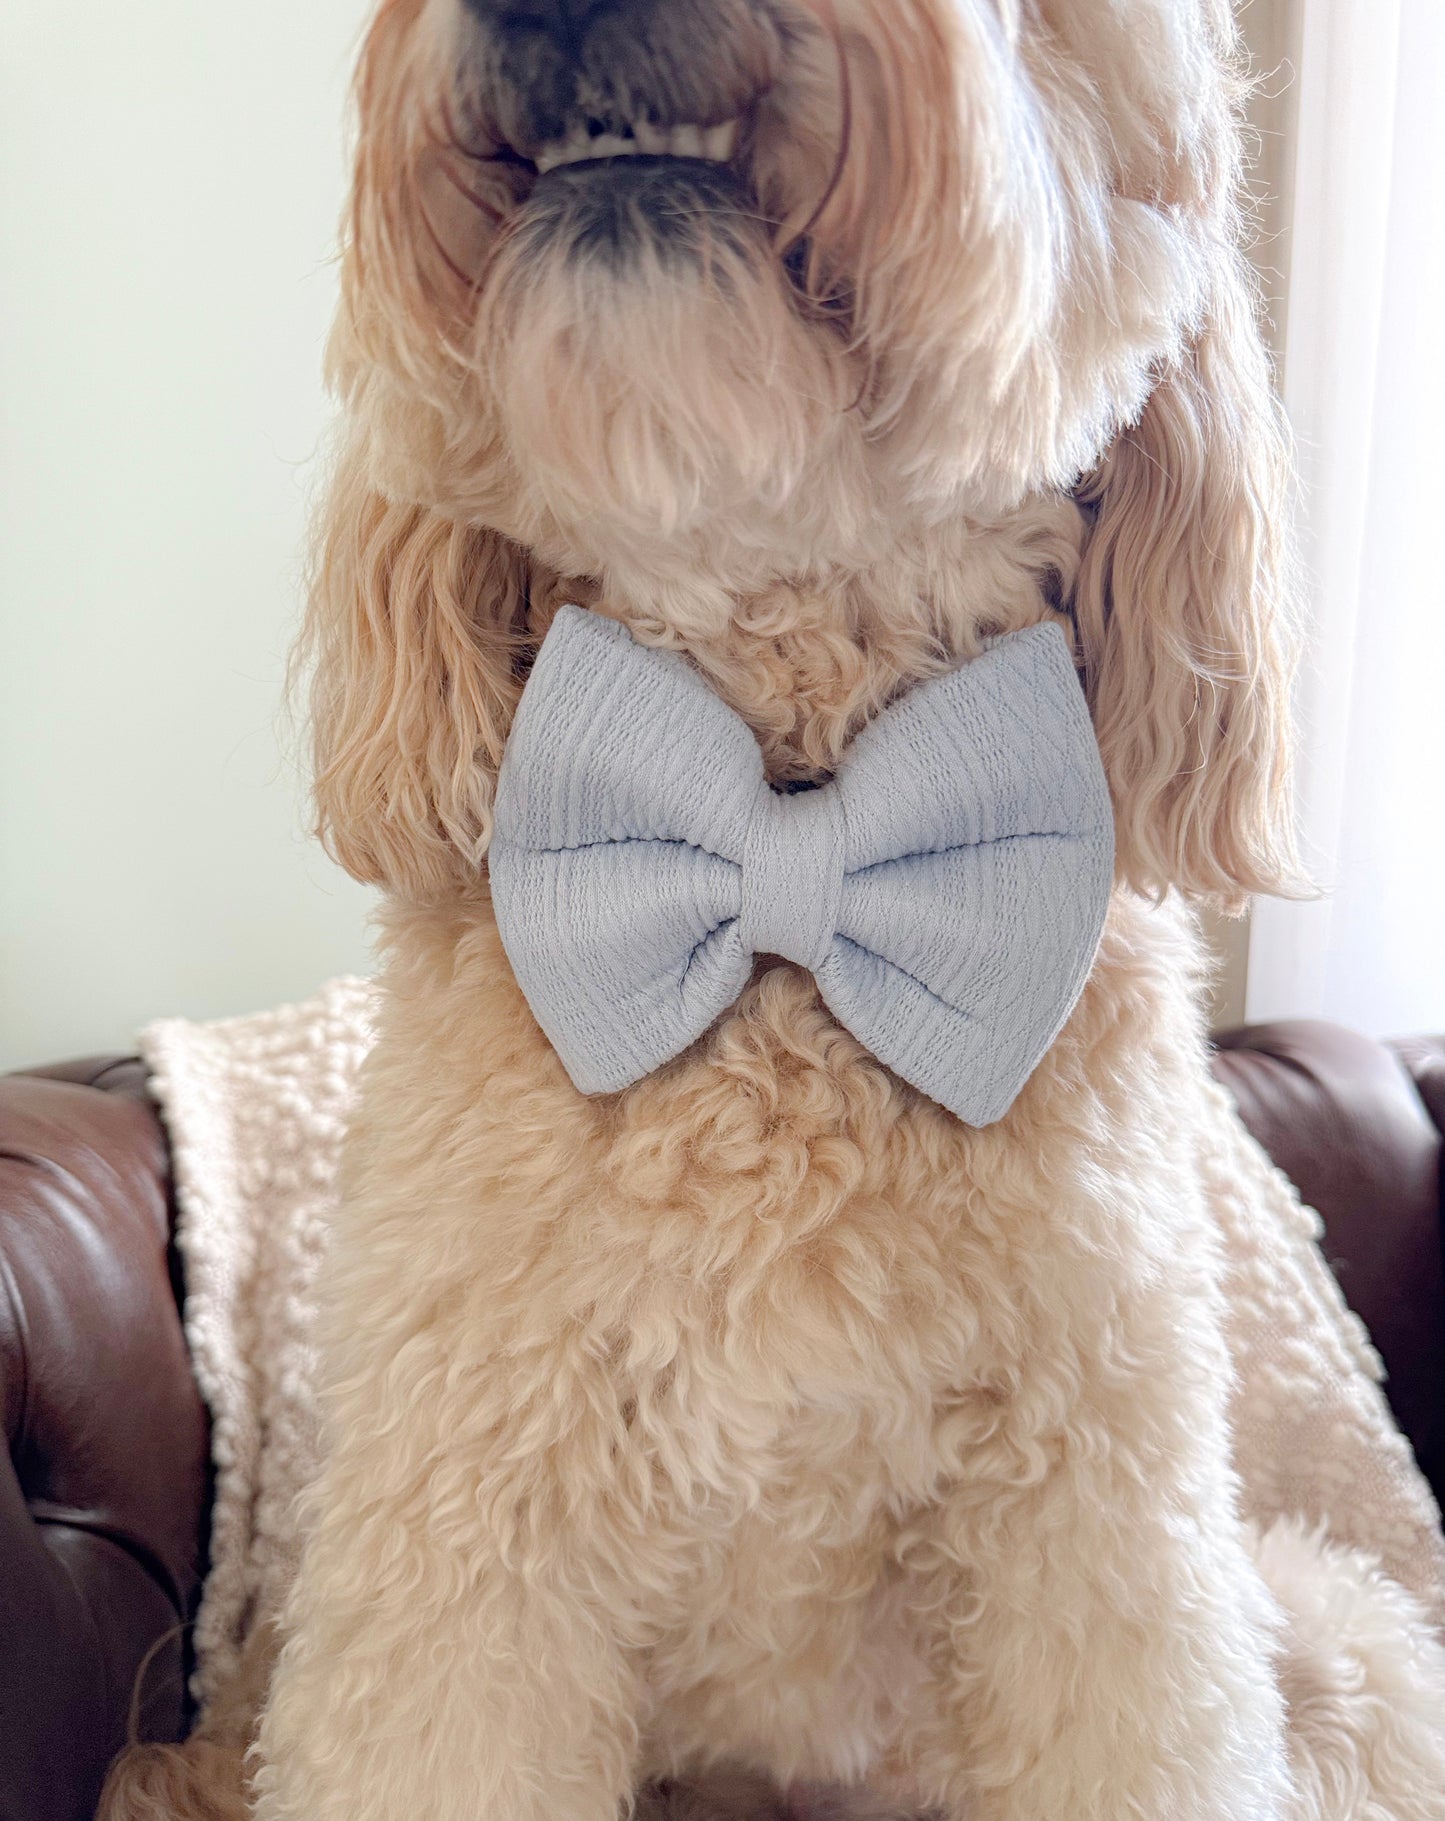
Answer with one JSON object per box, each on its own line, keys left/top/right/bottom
{"left": 460, "top": 0, "right": 765, "bottom": 163}
{"left": 462, "top": 0, "right": 604, "bottom": 47}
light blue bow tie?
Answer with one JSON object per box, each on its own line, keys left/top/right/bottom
{"left": 490, "top": 607, "right": 1113, "bottom": 1126}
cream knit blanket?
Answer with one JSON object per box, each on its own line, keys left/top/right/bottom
{"left": 139, "top": 979, "right": 1445, "bottom": 1712}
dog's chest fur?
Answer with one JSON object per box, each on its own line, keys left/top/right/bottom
{"left": 329, "top": 884, "right": 1222, "bottom": 1781}
{"left": 319, "top": 563, "right": 1226, "bottom": 1779}
{"left": 345, "top": 880, "right": 1212, "bottom": 1507}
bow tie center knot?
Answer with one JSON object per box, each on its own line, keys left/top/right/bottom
{"left": 737, "top": 783, "right": 846, "bottom": 972}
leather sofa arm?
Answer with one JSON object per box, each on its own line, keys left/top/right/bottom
{"left": 1213, "top": 1022, "right": 1445, "bottom": 1504}
{"left": 0, "top": 1059, "right": 210, "bottom": 1821}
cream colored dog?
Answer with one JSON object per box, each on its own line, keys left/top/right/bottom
{"left": 99, "top": 1, "right": 1445, "bottom": 1818}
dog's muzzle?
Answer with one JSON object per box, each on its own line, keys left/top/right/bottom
{"left": 458, "top": 0, "right": 774, "bottom": 189}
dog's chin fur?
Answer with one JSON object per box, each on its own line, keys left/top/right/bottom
{"left": 478, "top": 162, "right": 861, "bottom": 568}
{"left": 95, "top": 3, "right": 1445, "bottom": 1820}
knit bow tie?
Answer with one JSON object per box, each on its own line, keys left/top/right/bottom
{"left": 490, "top": 607, "right": 1113, "bottom": 1126}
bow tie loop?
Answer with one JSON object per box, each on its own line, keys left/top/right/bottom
{"left": 739, "top": 784, "right": 846, "bottom": 973}
{"left": 490, "top": 607, "right": 1113, "bottom": 1126}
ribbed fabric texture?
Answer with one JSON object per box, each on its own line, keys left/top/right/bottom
{"left": 490, "top": 608, "right": 1114, "bottom": 1126}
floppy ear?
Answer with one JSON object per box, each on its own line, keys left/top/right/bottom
{"left": 1071, "top": 257, "right": 1301, "bottom": 912}
{"left": 300, "top": 443, "right": 530, "bottom": 903}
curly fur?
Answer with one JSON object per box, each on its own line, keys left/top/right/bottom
{"left": 98, "top": 1, "right": 1445, "bottom": 1818}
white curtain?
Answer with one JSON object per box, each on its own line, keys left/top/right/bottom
{"left": 1246, "top": 0, "right": 1445, "bottom": 1034}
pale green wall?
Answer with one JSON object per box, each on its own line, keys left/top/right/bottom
{"left": 1, "top": 0, "right": 376, "bottom": 1068}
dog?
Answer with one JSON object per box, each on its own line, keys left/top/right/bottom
{"left": 97, "top": 2, "right": 1445, "bottom": 1818}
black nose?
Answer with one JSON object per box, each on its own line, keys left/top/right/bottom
{"left": 463, "top": 0, "right": 606, "bottom": 47}
{"left": 460, "top": 0, "right": 759, "bottom": 161}
{"left": 462, "top": 0, "right": 674, "bottom": 151}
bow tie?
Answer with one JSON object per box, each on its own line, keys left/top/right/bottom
{"left": 490, "top": 607, "right": 1112, "bottom": 1126}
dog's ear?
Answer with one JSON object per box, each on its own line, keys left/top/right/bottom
{"left": 1071, "top": 258, "right": 1301, "bottom": 912}
{"left": 300, "top": 444, "right": 529, "bottom": 903}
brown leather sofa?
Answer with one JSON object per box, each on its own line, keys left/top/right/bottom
{"left": 2, "top": 1026, "right": 1443, "bottom": 1821}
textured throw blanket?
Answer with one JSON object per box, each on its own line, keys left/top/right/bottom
{"left": 139, "top": 979, "right": 1445, "bottom": 1713}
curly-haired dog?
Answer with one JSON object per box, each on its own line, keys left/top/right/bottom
{"left": 99, "top": 1, "right": 1445, "bottom": 1818}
